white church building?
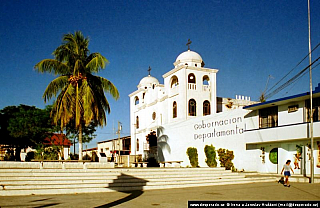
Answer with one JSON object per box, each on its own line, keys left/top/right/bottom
{"left": 129, "top": 45, "right": 320, "bottom": 174}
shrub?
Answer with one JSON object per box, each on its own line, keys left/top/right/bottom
{"left": 83, "top": 154, "right": 91, "bottom": 160}
{"left": 217, "top": 148, "right": 234, "bottom": 170}
{"left": 146, "top": 157, "right": 159, "bottom": 167}
{"left": 25, "top": 151, "right": 35, "bottom": 161}
{"left": 69, "top": 154, "right": 79, "bottom": 160}
{"left": 4, "top": 149, "right": 15, "bottom": 161}
{"left": 204, "top": 145, "right": 217, "bottom": 167}
{"left": 186, "top": 147, "right": 199, "bottom": 167}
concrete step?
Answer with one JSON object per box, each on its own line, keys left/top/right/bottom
{"left": 0, "top": 167, "right": 273, "bottom": 196}
{"left": 0, "top": 175, "right": 246, "bottom": 187}
{"left": 0, "top": 167, "right": 230, "bottom": 173}
{"left": 0, "top": 172, "right": 240, "bottom": 182}
{"left": 0, "top": 178, "right": 276, "bottom": 196}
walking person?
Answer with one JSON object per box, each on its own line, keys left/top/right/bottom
{"left": 280, "top": 160, "right": 294, "bottom": 187}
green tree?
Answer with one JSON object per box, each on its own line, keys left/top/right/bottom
{"left": 204, "top": 145, "right": 217, "bottom": 167}
{"left": 35, "top": 31, "right": 119, "bottom": 160}
{"left": 66, "top": 120, "right": 97, "bottom": 154}
{"left": 0, "top": 105, "right": 55, "bottom": 160}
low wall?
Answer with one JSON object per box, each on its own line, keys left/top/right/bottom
{"left": 0, "top": 161, "right": 115, "bottom": 169}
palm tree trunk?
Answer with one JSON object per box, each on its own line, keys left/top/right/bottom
{"left": 78, "top": 124, "right": 83, "bottom": 160}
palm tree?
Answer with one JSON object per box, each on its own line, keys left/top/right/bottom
{"left": 156, "top": 126, "right": 171, "bottom": 162}
{"left": 35, "top": 31, "right": 119, "bottom": 160}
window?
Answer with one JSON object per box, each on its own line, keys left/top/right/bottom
{"left": 136, "top": 139, "right": 139, "bottom": 151}
{"left": 305, "top": 97, "right": 320, "bottom": 122}
{"left": 136, "top": 116, "right": 139, "bottom": 129}
{"left": 188, "top": 73, "right": 196, "bottom": 84}
{"left": 203, "top": 100, "right": 211, "bottom": 116}
{"left": 173, "top": 101, "right": 177, "bottom": 118}
{"left": 171, "top": 76, "right": 179, "bottom": 88}
{"left": 134, "top": 96, "right": 139, "bottom": 105}
{"left": 203, "top": 75, "right": 210, "bottom": 85}
{"left": 189, "top": 99, "right": 196, "bottom": 116}
{"left": 259, "top": 106, "right": 278, "bottom": 128}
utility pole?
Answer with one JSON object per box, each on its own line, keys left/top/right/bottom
{"left": 116, "top": 121, "right": 122, "bottom": 163}
{"left": 308, "top": 0, "right": 314, "bottom": 184}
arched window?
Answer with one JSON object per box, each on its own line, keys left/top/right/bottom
{"left": 134, "top": 96, "right": 139, "bottom": 105}
{"left": 203, "top": 100, "right": 211, "bottom": 116}
{"left": 173, "top": 101, "right": 177, "bottom": 118}
{"left": 203, "top": 75, "right": 210, "bottom": 85}
{"left": 136, "top": 116, "right": 139, "bottom": 129}
{"left": 188, "top": 73, "right": 196, "bottom": 84}
{"left": 171, "top": 76, "right": 179, "bottom": 88}
{"left": 136, "top": 139, "right": 139, "bottom": 151}
{"left": 189, "top": 99, "right": 196, "bottom": 116}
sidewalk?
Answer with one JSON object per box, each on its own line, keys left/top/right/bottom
{"left": 242, "top": 172, "right": 320, "bottom": 183}
{"left": 0, "top": 182, "right": 319, "bottom": 208}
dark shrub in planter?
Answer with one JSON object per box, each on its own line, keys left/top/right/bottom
{"left": 204, "top": 145, "right": 217, "bottom": 167}
{"left": 186, "top": 147, "right": 199, "bottom": 167}
{"left": 217, "top": 148, "right": 234, "bottom": 171}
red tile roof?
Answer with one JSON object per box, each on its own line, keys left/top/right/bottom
{"left": 44, "top": 134, "right": 72, "bottom": 147}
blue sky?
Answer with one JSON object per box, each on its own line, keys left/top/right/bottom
{"left": 1, "top": 0, "right": 319, "bottom": 150}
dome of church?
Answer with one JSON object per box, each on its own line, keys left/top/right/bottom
{"left": 175, "top": 50, "right": 203, "bottom": 63}
{"left": 138, "top": 75, "right": 159, "bottom": 89}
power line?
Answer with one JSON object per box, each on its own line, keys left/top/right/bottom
{"left": 265, "top": 55, "right": 320, "bottom": 100}
{"left": 281, "top": 60, "right": 320, "bottom": 97}
{"left": 266, "top": 42, "right": 320, "bottom": 95}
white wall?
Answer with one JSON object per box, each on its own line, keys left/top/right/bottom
{"left": 159, "top": 109, "right": 257, "bottom": 171}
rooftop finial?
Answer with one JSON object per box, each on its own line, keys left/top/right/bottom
{"left": 186, "top": 39, "right": 192, "bottom": 50}
{"left": 148, "top": 66, "right": 151, "bottom": 76}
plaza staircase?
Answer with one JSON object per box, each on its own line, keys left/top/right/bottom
{"left": 0, "top": 165, "right": 276, "bottom": 196}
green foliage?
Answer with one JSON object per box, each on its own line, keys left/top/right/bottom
{"left": 34, "top": 143, "right": 60, "bottom": 160}
{"left": 0, "top": 105, "right": 59, "bottom": 160}
{"left": 0, "top": 105, "right": 54, "bottom": 148}
{"left": 66, "top": 120, "right": 97, "bottom": 144}
{"left": 186, "top": 147, "right": 199, "bottom": 167}
{"left": 204, "top": 145, "right": 217, "bottom": 167}
{"left": 217, "top": 148, "right": 235, "bottom": 170}
{"left": 69, "top": 154, "right": 79, "bottom": 160}
{"left": 25, "top": 151, "right": 35, "bottom": 161}
{"left": 83, "top": 154, "right": 91, "bottom": 160}
{"left": 4, "top": 149, "right": 15, "bottom": 161}
{"left": 35, "top": 31, "right": 119, "bottom": 160}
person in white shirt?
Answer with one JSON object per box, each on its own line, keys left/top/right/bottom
{"left": 280, "top": 160, "right": 294, "bottom": 187}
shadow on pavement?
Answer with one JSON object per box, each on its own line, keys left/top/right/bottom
{"left": 95, "top": 173, "right": 148, "bottom": 208}
{"left": 29, "top": 198, "right": 53, "bottom": 203}
{"left": 33, "top": 203, "right": 60, "bottom": 208}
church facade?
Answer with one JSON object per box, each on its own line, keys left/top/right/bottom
{"left": 129, "top": 47, "right": 256, "bottom": 170}
{"left": 128, "top": 46, "right": 320, "bottom": 174}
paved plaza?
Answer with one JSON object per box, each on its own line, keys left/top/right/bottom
{"left": 0, "top": 182, "right": 319, "bottom": 208}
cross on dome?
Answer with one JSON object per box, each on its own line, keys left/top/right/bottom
{"left": 186, "top": 39, "right": 192, "bottom": 50}
{"left": 148, "top": 66, "right": 151, "bottom": 75}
